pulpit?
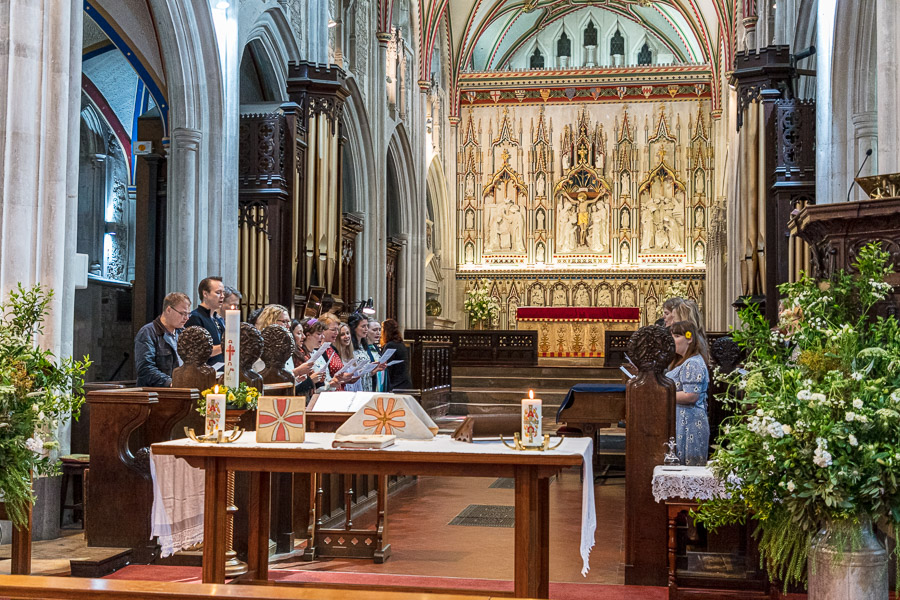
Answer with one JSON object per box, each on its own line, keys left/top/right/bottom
{"left": 515, "top": 306, "right": 640, "bottom": 357}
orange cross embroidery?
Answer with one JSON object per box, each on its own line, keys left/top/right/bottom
{"left": 363, "top": 397, "right": 406, "bottom": 435}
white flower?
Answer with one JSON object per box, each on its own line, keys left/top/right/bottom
{"left": 851, "top": 372, "right": 864, "bottom": 381}
{"left": 797, "top": 390, "right": 812, "bottom": 401}
{"left": 786, "top": 481, "right": 796, "bottom": 492}
{"left": 853, "top": 398, "right": 864, "bottom": 409}
{"left": 767, "top": 454, "right": 776, "bottom": 462}
{"left": 845, "top": 411, "right": 856, "bottom": 422}
{"left": 813, "top": 448, "right": 833, "bottom": 468}
{"left": 756, "top": 408, "right": 765, "bottom": 417}
{"left": 891, "top": 389, "right": 900, "bottom": 403}
{"left": 767, "top": 421, "right": 785, "bottom": 439}
{"left": 24, "top": 436, "right": 43, "bottom": 453}
{"left": 782, "top": 424, "right": 792, "bottom": 435}
{"left": 849, "top": 434, "right": 859, "bottom": 447}
{"left": 810, "top": 393, "right": 827, "bottom": 402}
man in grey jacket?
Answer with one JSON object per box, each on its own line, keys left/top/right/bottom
{"left": 134, "top": 292, "right": 191, "bottom": 387}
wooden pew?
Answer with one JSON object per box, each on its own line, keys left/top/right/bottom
{"left": 0, "top": 575, "right": 514, "bottom": 600}
{"left": 397, "top": 340, "right": 452, "bottom": 416}
{"left": 85, "top": 387, "right": 201, "bottom": 562}
{"left": 404, "top": 329, "right": 537, "bottom": 368}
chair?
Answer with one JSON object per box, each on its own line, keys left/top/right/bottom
{"left": 59, "top": 454, "right": 89, "bottom": 528}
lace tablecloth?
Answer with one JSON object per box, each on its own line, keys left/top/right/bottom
{"left": 651, "top": 465, "right": 730, "bottom": 502}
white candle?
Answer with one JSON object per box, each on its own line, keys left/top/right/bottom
{"left": 206, "top": 385, "right": 226, "bottom": 436}
{"left": 223, "top": 306, "right": 240, "bottom": 389}
{"left": 521, "top": 389, "right": 542, "bottom": 447}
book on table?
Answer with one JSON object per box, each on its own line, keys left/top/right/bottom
{"left": 332, "top": 434, "right": 397, "bottom": 449}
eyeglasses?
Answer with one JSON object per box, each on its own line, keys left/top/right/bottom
{"left": 277, "top": 319, "right": 291, "bottom": 325}
{"left": 170, "top": 306, "right": 191, "bottom": 318}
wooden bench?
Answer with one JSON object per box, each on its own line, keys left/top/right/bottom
{"left": 0, "top": 495, "right": 32, "bottom": 575}
{"left": 0, "top": 575, "right": 523, "bottom": 600}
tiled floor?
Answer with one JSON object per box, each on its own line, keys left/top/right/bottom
{"left": 0, "top": 467, "right": 625, "bottom": 584}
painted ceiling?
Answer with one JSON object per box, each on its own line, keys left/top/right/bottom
{"left": 408, "top": 0, "right": 738, "bottom": 115}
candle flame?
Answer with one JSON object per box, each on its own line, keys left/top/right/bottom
{"left": 529, "top": 389, "right": 534, "bottom": 399}
{"left": 214, "top": 384, "right": 220, "bottom": 394}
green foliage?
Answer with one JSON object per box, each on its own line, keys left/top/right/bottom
{"left": 695, "top": 243, "right": 900, "bottom": 588}
{"left": 0, "top": 285, "right": 90, "bottom": 527}
{"left": 195, "top": 382, "right": 260, "bottom": 416}
{"left": 463, "top": 279, "right": 500, "bottom": 325}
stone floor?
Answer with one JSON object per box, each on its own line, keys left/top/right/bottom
{"left": 0, "top": 467, "right": 625, "bottom": 584}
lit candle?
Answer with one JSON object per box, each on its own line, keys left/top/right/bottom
{"left": 223, "top": 305, "right": 240, "bottom": 389}
{"left": 521, "top": 389, "right": 542, "bottom": 447}
{"left": 206, "top": 385, "right": 226, "bottom": 436}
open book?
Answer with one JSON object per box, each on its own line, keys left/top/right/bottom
{"left": 309, "top": 391, "right": 380, "bottom": 413}
{"left": 332, "top": 434, "right": 396, "bottom": 449}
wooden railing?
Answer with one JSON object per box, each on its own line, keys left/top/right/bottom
{"left": 404, "top": 329, "right": 537, "bottom": 367}
{"left": 0, "top": 576, "right": 514, "bottom": 600}
{"left": 605, "top": 330, "right": 732, "bottom": 367}
{"left": 399, "top": 340, "right": 452, "bottom": 415}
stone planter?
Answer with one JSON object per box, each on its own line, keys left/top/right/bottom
{"left": 808, "top": 516, "right": 888, "bottom": 600}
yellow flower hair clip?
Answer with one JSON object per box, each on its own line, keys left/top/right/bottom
{"left": 685, "top": 331, "right": 692, "bottom": 340}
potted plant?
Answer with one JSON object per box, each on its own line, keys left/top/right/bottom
{"left": 695, "top": 244, "right": 900, "bottom": 596}
{"left": 0, "top": 285, "right": 90, "bottom": 528}
{"left": 197, "top": 382, "right": 260, "bottom": 430}
{"left": 463, "top": 279, "right": 500, "bottom": 330}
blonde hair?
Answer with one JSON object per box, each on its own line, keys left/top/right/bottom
{"left": 318, "top": 313, "right": 341, "bottom": 329}
{"left": 256, "top": 304, "right": 289, "bottom": 330}
{"left": 672, "top": 299, "right": 705, "bottom": 337}
{"left": 336, "top": 323, "right": 354, "bottom": 362}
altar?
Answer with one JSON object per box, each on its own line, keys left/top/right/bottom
{"left": 515, "top": 306, "right": 640, "bottom": 358}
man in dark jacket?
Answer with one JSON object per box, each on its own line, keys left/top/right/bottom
{"left": 134, "top": 292, "right": 191, "bottom": 387}
{"left": 185, "top": 276, "right": 226, "bottom": 369}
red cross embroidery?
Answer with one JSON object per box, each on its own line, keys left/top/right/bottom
{"left": 258, "top": 398, "right": 305, "bottom": 442}
{"left": 226, "top": 341, "right": 236, "bottom": 362}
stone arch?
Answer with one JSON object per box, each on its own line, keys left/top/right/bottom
{"left": 386, "top": 123, "right": 425, "bottom": 328}
{"left": 426, "top": 156, "right": 454, "bottom": 317}
{"left": 241, "top": 5, "right": 301, "bottom": 102}
{"left": 147, "top": 0, "right": 237, "bottom": 296}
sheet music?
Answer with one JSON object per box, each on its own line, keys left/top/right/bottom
{"left": 332, "top": 358, "right": 358, "bottom": 378}
{"left": 310, "top": 391, "right": 379, "bottom": 413}
{"left": 306, "top": 342, "right": 331, "bottom": 364}
{"left": 376, "top": 348, "right": 397, "bottom": 364}
{"left": 619, "top": 366, "right": 636, "bottom": 379}
{"left": 384, "top": 360, "right": 403, "bottom": 367}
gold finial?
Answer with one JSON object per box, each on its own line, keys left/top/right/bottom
{"left": 501, "top": 148, "right": 511, "bottom": 163}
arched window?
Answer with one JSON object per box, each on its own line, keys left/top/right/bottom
{"left": 638, "top": 42, "right": 653, "bottom": 65}
{"left": 584, "top": 21, "right": 597, "bottom": 47}
{"left": 557, "top": 32, "right": 571, "bottom": 57}
{"left": 530, "top": 47, "right": 545, "bottom": 69}
{"left": 610, "top": 29, "right": 625, "bottom": 56}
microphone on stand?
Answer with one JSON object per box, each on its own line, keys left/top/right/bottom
{"left": 847, "top": 148, "right": 873, "bottom": 203}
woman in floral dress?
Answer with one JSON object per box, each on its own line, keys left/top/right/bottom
{"left": 666, "top": 320, "right": 710, "bottom": 466}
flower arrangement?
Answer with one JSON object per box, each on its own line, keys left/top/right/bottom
{"left": 463, "top": 279, "right": 500, "bottom": 327}
{"left": 0, "top": 285, "right": 90, "bottom": 528}
{"left": 196, "top": 382, "right": 260, "bottom": 416}
{"left": 695, "top": 243, "right": 900, "bottom": 587}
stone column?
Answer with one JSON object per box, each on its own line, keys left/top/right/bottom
{"left": 370, "top": 34, "right": 391, "bottom": 318}
{"left": 166, "top": 128, "right": 203, "bottom": 298}
{"left": 0, "top": 0, "right": 83, "bottom": 540}
{"left": 851, "top": 111, "right": 878, "bottom": 200}
{"left": 876, "top": 0, "right": 900, "bottom": 174}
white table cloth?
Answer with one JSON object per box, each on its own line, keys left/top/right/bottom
{"left": 651, "top": 464, "right": 731, "bottom": 502}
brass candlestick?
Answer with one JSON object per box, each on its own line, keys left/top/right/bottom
{"left": 500, "top": 432, "right": 564, "bottom": 452}
{"left": 184, "top": 427, "right": 244, "bottom": 443}
{"left": 223, "top": 413, "right": 248, "bottom": 577}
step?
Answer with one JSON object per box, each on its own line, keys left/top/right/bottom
{"left": 451, "top": 388, "right": 569, "bottom": 404}
{"left": 452, "top": 365, "right": 623, "bottom": 378}
{"left": 452, "top": 375, "right": 622, "bottom": 389}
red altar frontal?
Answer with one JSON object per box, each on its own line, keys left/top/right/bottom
{"left": 516, "top": 306, "right": 641, "bottom": 358}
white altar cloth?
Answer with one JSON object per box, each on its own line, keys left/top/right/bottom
{"left": 151, "top": 433, "right": 595, "bottom": 574}
{"left": 651, "top": 465, "right": 731, "bottom": 502}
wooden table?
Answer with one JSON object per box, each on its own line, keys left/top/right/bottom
{"left": 151, "top": 434, "right": 588, "bottom": 599}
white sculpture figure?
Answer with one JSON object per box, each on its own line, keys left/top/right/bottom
{"left": 536, "top": 172, "right": 546, "bottom": 195}
{"left": 655, "top": 217, "right": 670, "bottom": 250}
{"left": 694, "top": 206, "right": 705, "bottom": 230}
{"left": 508, "top": 203, "right": 526, "bottom": 252}
{"left": 465, "top": 210, "right": 475, "bottom": 230}
{"left": 695, "top": 241, "right": 705, "bottom": 263}
{"left": 620, "top": 208, "right": 631, "bottom": 230}
{"left": 536, "top": 243, "right": 545, "bottom": 263}
{"left": 620, "top": 171, "right": 631, "bottom": 196}
{"left": 552, "top": 286, "right": 567, "bottom": 306}
{"left": 590, "top": 202, "right": 608, "bottom": 252}
{"left": 562, "top": 150, "right": 571, "bottom": 172}
{"left": 562, "top": 205, "right": 578, "bottom": 252}
{"left": 531, "top": 286, "right": 545, "bottom": 306}
{"left": 536, "top": 209, "right": 545, "bottom": 231}
{"left": 621, "top": 286, "right": 635, "bottom": 307}
{"left": 465, "top": 173, "right": 475, "bottom": 198}
{"left": 663, "top": 196, "right": 685, "bottom": 251}
{"left": 465, "top": 243, "right": 474, "bottom": 263}
{"left": 640, "top": 200, "right": 656, "bottom": 250}
{"left": 595, "top": 150, "right": 605, "bottom": 171}
{"left": 575, "top": 286, "right": 591, "bottom": 306}
{"left": 598, "top": 286, "right": 612, "bottom": 306}
{"left": 646, "top": 297, "right": 659, "bottom": 324}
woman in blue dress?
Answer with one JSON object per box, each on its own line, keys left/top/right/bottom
{"left": 666, "top": 320, "right": 710, "bottom": 466}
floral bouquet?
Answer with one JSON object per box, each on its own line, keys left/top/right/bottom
{"left": 695, "top": 243, "right": 900, "bottom": 587}
{"left": 0, "top": 285, "right": 90, "bottom": 528}
{"left": 196, "top": 382, "right": 260, "bottom": 416}
{"left": 463, "top": 279, "right": 500, "bottom": 327}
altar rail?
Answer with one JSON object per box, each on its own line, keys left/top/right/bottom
{"left": 605, "top": 330, "right": 732, "bottom": 367}
{"left": 404, "top": 329, "right": 537, "bottom": 367}
{"left": 0, "top": 576, "right": 513, "bottom": 600}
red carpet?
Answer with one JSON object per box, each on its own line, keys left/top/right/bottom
{"left": 104, "top": 565, "right": 668, "bottom": 600}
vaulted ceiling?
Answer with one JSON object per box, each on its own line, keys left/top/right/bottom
{"left": 410, "top": 0, "right": 738, "bottom": 116}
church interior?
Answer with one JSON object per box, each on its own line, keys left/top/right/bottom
{"left": 2, "top": 0, "right": 900, "bottom": 599}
